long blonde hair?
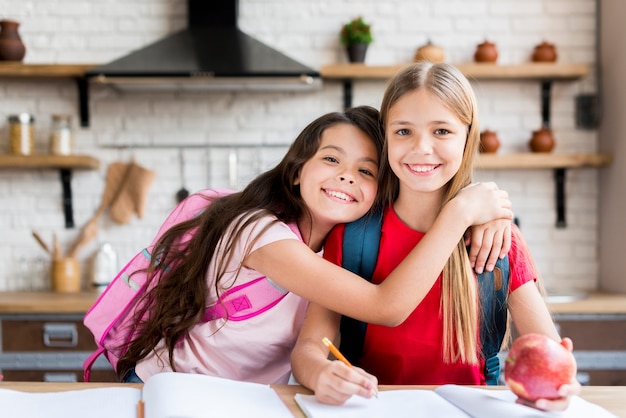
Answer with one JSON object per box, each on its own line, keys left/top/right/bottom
{"left": 379, "top": 62, "right": 482, "bottom": 364}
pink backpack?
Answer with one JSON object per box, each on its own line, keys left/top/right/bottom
{"left": 82, "top": 189, "right": 300, "bottom": 382}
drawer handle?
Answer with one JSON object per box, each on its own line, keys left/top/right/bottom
{"left": 44, "top": 373, "right": 78, "bottom": 382}
{"left": 42, "top": 323, "right": 78, "bottom": 347}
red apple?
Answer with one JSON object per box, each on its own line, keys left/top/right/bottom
{"left": 504, "top": 333, "right": 577, "bottom": 401}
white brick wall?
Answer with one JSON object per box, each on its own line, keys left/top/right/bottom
{"left": 0, "top": 0, "right": 599, "bottom": 293}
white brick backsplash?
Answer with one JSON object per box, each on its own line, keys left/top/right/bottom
{"left": 0, "top": 0, "right": 600, "bottom": 292}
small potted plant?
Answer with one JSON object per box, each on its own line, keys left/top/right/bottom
{"left": 340, "top": 16, "right": 373, "bottom": 63}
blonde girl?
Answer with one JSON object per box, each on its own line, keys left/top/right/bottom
{"left": 291, "top": 63, "right": 580, "bottom": 411}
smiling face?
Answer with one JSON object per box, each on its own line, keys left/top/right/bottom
{"left": 296, "top": 123, "right": 379, "bottom": 232}
{"left": 386, "top": 88, "right": 468, "bottom": 200}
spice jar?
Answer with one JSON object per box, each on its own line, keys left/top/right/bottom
{"left": 49, "top": 114, "right": 73, "bottom": 155}
{"left": 8, "top": 113, "right": 35, "bottom": 155}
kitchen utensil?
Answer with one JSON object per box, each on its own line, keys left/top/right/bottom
{"left": 52, "top": 232, "right": 62, "bottom": 259}
{"left": 474, "top": 40, "right": 498, "bottom": 63}
{"left": 176, "top": 149, "right": 190, "bottom": 203}
{"left": 66, "top": 206, "right": 105, "bottom": 258}
{"left": 479, "top": 130, "right": 500, "bottom": 153}
{"left": 67, "top": 160, "right": 139, "bottom": 257}
{"left": 32, "top": 231, "right": 51, "bottom": 255}
{"left": 532, "top": 41, "right": 558, "bottom": 62}
{"left": 414, "top": 39, "right": 445, "bottom": 63}
{"left": 529, "top": 127, "right": 555, "bottom": 153}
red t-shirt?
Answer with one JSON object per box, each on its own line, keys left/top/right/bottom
{"left": 324, "top": 205, "right": 536, "bottom": 385}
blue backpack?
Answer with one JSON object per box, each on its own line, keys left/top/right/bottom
{"left": 340, "top": 211, "right": 509, "bottom": 385}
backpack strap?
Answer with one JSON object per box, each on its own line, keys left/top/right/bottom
{"left": 201, "top": 222, "right": 301, "bottom": 322}
{"left": 477, "top": 255, "right": 510, "bottom": 385}
{"left": 340, "top": 210, "right": 510, "bottom": 385}
{"left": 339, "top": 211, "right": 383, "bottom": 363}
{"left": 342, "top": 212, "right": 383, "bottom": 280}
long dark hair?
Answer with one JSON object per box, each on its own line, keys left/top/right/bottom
{"left": 116, "top": 106, "right": 384, "bottom": 377}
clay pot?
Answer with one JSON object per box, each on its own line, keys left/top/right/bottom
{"left": 0, "top": 19, "right": 26, "bottom": 61}
{"left": 479, "top": 130, "right": 500, "bottom": 153}
{"left": 474, "top": 40, "right": 498, "bottom": 63}
{"left": 529, "top": 127, "right": 555, "bottom": 153}
{"left": 414, "top": 40, "right": 445, "bottom": 63}
{"left": 532, "top": 41, "right": 557, "bottom": 63}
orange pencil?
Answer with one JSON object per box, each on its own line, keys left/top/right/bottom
{"left": 136, "top": 400, "right": 145, "bottom": 418}
{"left": 322, "top": 337, "right": 378, "bottom": 398}
{"left": 322, "top": 337, "right": 352, "bottom": 367}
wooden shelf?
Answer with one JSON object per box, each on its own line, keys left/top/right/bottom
{"left": 0, "top": 154, "right": 100, "bottom": 170}
{"left": 0, "top": 154, "right": 100, "bottom": 229}
{"left": 475, "top": 153, "right": 611, "bottom": 169}
{"left": 320, "top": 62, "right": 589, "bottom": 80}
{"left": 0, "top": 63, "right": 96, "bottom": 78}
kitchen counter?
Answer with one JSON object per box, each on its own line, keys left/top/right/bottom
{"left": 0, "top": 291, "right": 99, "bottom": 314}
{"left": 0, "top": 291, "right": 624, "bottom": 315}
{"left": 547, "top": 292, "right": 626, "bottom": 315}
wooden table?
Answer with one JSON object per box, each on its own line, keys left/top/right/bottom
{"left": 0, "top": 382, "right": 624, "bottom": 417}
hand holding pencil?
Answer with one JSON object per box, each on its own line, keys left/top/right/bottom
{"left": 322, "top": 337, "right": 379, "bottom": 399}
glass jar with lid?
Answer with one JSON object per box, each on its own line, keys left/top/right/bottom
{"left": 8, "top": 113, "right": 35, "bottom": 155}
{"left": 49, "top": 114, "right": 73, "bottom": 155}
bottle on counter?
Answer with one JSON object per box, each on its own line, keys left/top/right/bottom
{"left": 8, "top": 113, "right": 35, "bottom": 155}
{"left": 49, "top": 114, "right": 73, "bottom": 155}
{"left": 91, "top": 242, "right": 118, "bottom": 293}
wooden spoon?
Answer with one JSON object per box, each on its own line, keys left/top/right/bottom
{"left": 32, "top": 231, "right": 51, "bottom": 255}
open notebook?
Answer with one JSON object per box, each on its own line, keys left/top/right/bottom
{"left": 295, "top": 384, "right": 618, "bottom": 418}
{"left": 0, "top": 372, "right": 292, "bottom": 418}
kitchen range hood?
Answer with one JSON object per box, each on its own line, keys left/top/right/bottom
{"left": 85, "top": 0, "right": 321, "bottom": 91}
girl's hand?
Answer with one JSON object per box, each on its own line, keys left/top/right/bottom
{"left": 515, "top": 338, "right": 582, "bottom": 412}
{"left": 465, "top": 219, "right": 512, "bottom": 274}
{"left": 313, "top": 360, "right": 378, "bottom": 405}
{"left": 454, "top": 182, "right": 513, "bottom": 226}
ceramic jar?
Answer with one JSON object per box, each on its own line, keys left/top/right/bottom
{"left": 529, "top": 127, "right": 555, "bottom": 153}
{"left": 474, "top": 40, "right": 498, "bottom": 63}
{"left": 532, "top": 41, "right": 557, "bottom": 63}
{"left": 0, "top": 19, "right": 26, "bottom": 61}
{"left": 479, "top": 130, "right": 500, "bottom": 153}
{"left": 414, "top": 40, "right": 445, "bottom": 63}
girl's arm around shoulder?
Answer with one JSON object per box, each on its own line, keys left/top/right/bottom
{"left": 245, "top": 183, "right": 510, "bottom": 326}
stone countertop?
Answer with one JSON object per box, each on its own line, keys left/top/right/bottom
{"left": 0, "top": 291, "right": 624, "bottom": 315}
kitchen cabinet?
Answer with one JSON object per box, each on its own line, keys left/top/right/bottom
{"left": 0, "top": 292, "right": 116, "bottom": 383}
{"left": 549, "top": 294, "right": 626, "bottom": 386}
{"left": 0, "top": 155, "right": 100, "bottom": 229}
{"left": 321, "top": 62, "right": 611, "bottom": 227}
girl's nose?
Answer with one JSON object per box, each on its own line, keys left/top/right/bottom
{"left": 411, "top": 136, "right": 433, "bottom": 154}
{"left": 339, "top": 175, "right": 355, "bottom": 184}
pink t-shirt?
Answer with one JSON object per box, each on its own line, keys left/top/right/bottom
{"left": 136, "top": 214, "right": 308, "bottom": 384}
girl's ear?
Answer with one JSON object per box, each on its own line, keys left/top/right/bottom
{"left": 293, "top": 169, "right": 301, "bottom": 186}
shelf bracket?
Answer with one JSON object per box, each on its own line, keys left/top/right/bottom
{"left": 342, "top": 79, "right": 353, "bottom": 110}
{"left": 554, "top": 168, "right": 566, "bottom": 228}
{"left": 59, "top": 169, "right": 75, "bottom": 229}
{"left": 541, "top": 80, "right": 553, "bottom": 128}
{"left": 76, "top": 76, "right": 90, "bottom": 128}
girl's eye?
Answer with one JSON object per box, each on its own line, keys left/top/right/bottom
{"left": 323, "top": 156, "right": 339, "bottom": 163}
{"left": 396, "top": 128, "right": 410, "bottom": 136}
{"left": 434, "top": 128, "right": 451, "bottom": 135}
{"left": 359, "top": 168, "right": 376, "bottom": 177}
